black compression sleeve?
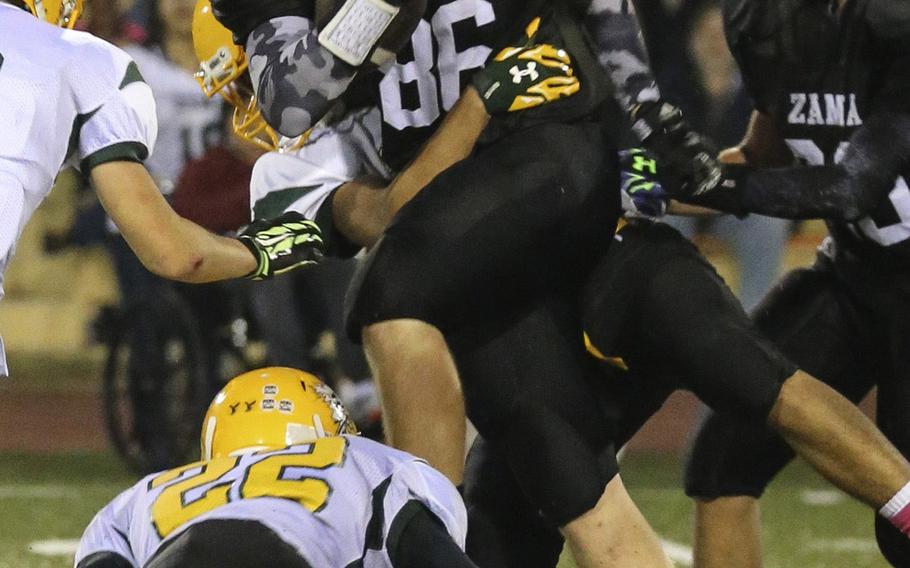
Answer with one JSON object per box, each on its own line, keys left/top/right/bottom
{"left": 693, "top": 112, "right": 910, "bottom": 220}
{"left": 76, "top": 552, "right": 135, "bottom": 568}
{"left": 388, "top": 502, "right": 479, "bottom": 568}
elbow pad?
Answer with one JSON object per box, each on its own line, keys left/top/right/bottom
{"left": 316, "top": 0, "right": 425, "bottom": 67}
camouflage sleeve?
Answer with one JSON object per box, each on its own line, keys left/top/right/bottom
{"left": 583, "top": 0, "right": 661, "bottom": 112}
{"left": 245, "top": 16, "right": 358, "bottom": 138}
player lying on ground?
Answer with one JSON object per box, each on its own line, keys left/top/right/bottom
{"left": 0, "top": 0, "right": 322, "bottom": 379}
{"left": 75, "top": 367, "right": 476, "bottom": 568}
{"left": 461, "top": 156, "right": 910, "bottom": 567}
{"left": 643, "top": 0, "right": 910, "bottom": 565}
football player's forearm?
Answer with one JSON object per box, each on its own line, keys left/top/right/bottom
{"left": 695, "top": 113, "right": 910, "bottom": 220}
{"left": 245, "top": 17, "right": 357, "bottom": 138}
{"left": 385, "top": 88, "right": 490, "bottom": 215}
{"left": 584, "top": 0, "right": 660, "bottom": 112}
{"left": 93, "top": 162, "right": 256, "bottom": 282}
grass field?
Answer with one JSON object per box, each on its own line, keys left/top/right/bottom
{"left": 0, "top": 451, "right": 888, "bottom": 568}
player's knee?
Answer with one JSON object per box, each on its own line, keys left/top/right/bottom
{"left": 497, "top": 395, "right": 618, "bottom": 526}
{"left": 684, "top": 414, "right": 774, "bottom": 500}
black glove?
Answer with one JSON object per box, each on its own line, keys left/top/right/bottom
{"left": 237, "top": 212, "right": 323, "bottom": 280}
{"left": 618, "top": 149, "right": 671, "bottom": 218}
{"left": 630, "top": 100, "right": 722, "bottom": 199}
{"left": 211, "top": 0, "right": 311, "bottom": 45}
{"left": 471, "top": 18, "right": 580, "bottom": 115}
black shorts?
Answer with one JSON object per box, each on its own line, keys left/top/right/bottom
{"left": 345, "top": 120, "right": 619, "bottom": 340}
{"left": 146, "top": 519, "right": 311, "bottom": 568}
{"left": 685, "top": 246, "right": 910, "bottom": 500}
{"left": 583, "top": 219, "right": 795, "bottom": 420}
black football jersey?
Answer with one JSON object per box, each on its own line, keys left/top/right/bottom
{"left": 374, "top": 0, "right": 609, "bottom": 171}
{"left": 725, "top": 0, "right": 910, "bottom": 259}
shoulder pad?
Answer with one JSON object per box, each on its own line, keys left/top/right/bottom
{"left": 865, "top": 0, "right": 910, "bottom": 46}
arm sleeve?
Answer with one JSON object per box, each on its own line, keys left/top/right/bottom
{"left": 583, "top": 0, "right": 661, "bottom": 112}
{"left": 694, "top": 111, "right": 910, "bottom": 220}
{"left": 74, "top": 487, "right": 139, "bottom": 568}
{"left": 718, "top": 52, "right": 910, "bottom": 220}
{"left": 388, "top": 503, "right": 479, "bottom": 568}
{"left": 245, "top": 16, "right": 358, "bottom": 138}
{"left": 383, "top": 460, "right": 469, "bottom": 558}
{"left": 77, "top": 62, "right": 158, "bottom": 173}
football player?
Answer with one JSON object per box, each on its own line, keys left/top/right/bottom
{"left": 193, "top": 6, "right": 683, "bottom": 564}
{"left": 0, "top": 0, "right": 324, "bottom": 378}
{"left": 461, "top": 153, "right": 910, "bottom": 566}
{"left": 75, "top": 367, "right": 475, "bottom": 568}
{"left": 651, "top": 1, "right": 910, "bottom": 565}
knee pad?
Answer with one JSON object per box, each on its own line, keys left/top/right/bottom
{"left": 497, "top": 395, "right": 618, "bottom": 527}
{"left": 684, "top": 411, "right": 795, "bottom": 500}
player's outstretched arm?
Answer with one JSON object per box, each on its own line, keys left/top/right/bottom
{"left": 691, "top": 111, "right": 910, "bottom": 220}
{"left": 583, "top": 0, "right": 722, "bottom": 199}
{"left": 93, "top": 161, "right": 257, "bottom": 282}
{"left": 94, "top": 161, "right": 323, "bottom": 282}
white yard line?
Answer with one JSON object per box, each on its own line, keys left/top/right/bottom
{"left": 805, "top": 537, "right": 878, "bottom": 554}
{"left": 800, "top": 489, "right": 846, "bottom": 507}
{"left": 28, "top": 539, "right": 80, "bottom": 557}
{"left": 0, "top": 485, "right": 69, "bottom": 499}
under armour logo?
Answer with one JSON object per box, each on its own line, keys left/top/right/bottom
{"left": 510, "top": 62, "right": 539, "bottom": 84}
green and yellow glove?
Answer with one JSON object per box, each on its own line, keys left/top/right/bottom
{"left": 238, "top": 211, "right": 324, "bottom": 280}
{"left": 471, "top": 18, "right": 581, "bottom": 115}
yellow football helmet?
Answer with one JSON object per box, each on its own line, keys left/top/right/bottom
{"left": 23, "top": 0, "right": 83, "bottom": 28}
{"left": 192, "top": 0, "right": 307, "bottom": 152}
{"left": 200, "top": 367, "right": 359, "bottom": 460}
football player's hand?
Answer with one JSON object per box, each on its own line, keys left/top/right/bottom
{"left": 211, "top": 0, "right": 307, "bottom": 45}
{"left": 237, "top": 212, "right": 323, "bottom": 280}
{"left": 619, "top": 149, "right": 670, "bottom": 218}
{"left": 630, "top": 100, "right": 721, "bottom": 199}
{"left": 471, "top": 18, "right": 580, "bottom": 115}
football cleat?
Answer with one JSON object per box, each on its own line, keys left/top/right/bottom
{"left": 200, "top": 367, "right": 359, "bottom": 460}
{"left": 192, "top": 0, "right": 307, "bottom": 152}
{"left": 23, "top": 0, "right": 83, "bottom": 28}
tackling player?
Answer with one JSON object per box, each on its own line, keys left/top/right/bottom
{"left": 0, "top": 0, "right": 324, "bottom": 378}
{"left": 192, "top": 6, "right": 682, "bottom": 564}
{"left": 75, "top": 367, "right": 476, "bottom": 568}
{"left": 652, "top": 1, "right": 910, "bottom": 565}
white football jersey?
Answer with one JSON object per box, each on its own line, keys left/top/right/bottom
{"left": 249, "top": 106, "right": 391, "bottom": 222}
{"left": 0, "top": 2, "right": 157, "bottom": 376}
{"left": 122, "top": 45, "right": 222, "bottom": 194}
{"left": 75, "top": 436, "right": 467, "bottom": 567}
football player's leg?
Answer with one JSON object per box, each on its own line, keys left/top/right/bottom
{"left": 346, "top": 122, "right": 617, "bottom": 485}
{"left": 684, "top": 263, "right": 877, "bottom": 568}
{"left": 463, "top": 436, "right": 565, "bottom": 568}
{"left": 873, "top": 321, "right": 910, "bottom": 565}
{"left": 451, "top": 297, "right": 671, "bottom": 568}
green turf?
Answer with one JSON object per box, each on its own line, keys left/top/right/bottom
{"left": 0, "top": 452, "right": 889, "bottom": 567}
